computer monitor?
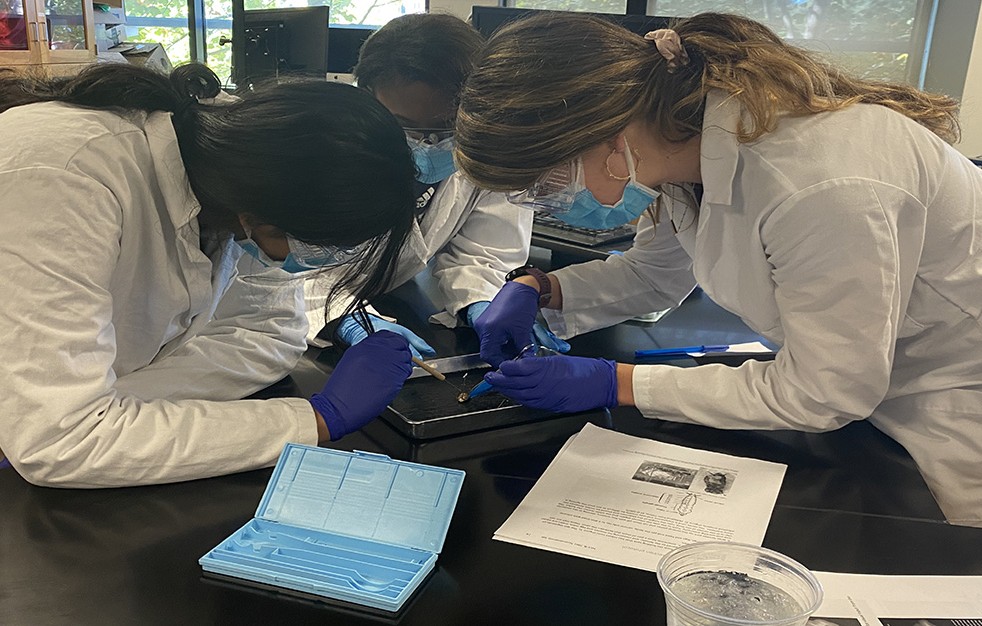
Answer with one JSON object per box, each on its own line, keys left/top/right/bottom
{"left": 470, "top": 6, "right": 671, "bottom": 39}
{"left": 326, "top": 24, "right": 377, "bottom": 84}
{"left": 232, "top": 5, "right": 330, "bottom": 87}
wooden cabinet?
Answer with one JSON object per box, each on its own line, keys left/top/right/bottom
{"left": 1, "top": 0, "right": 96, "bottom": 73}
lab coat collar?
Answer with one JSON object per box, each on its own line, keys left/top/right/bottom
{"left": 699, "top": 90, "right": 743, "bottom": 206}
{"left": 143, "top": 111, "right": 202, "bottom": 229}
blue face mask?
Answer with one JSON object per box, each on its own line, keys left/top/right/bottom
{"left": 237, "top": 238, "right": 310, "bottom": 274}
{"left": 555, "top": 146, "right": 659, "bottom": 230}
{"left": 409, "top": 136, "right": 457, "bottom": 184}
{"left": 237, "top": 232, "right": 360, "bottom": 274}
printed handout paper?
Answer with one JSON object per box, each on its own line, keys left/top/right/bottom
{"left": 493, "top": 423, "right": 787, "bottom": 572}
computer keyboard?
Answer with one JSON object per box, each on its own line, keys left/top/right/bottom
{"left": 531, "top": 211, "right": 636, "bottom": 248}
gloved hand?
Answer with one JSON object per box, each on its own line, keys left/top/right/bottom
{"left": 337, "top": 312, "right": 436, "bottom": 360}
{"left": 531, "top": 321, "right": 571, "bottom": 355}
{"left": 467, "top": 300, "right": 570, "bottom": 356}
{"left": 484, "top": 354, "right": 618, "bottom": 414}
{"left": 465, "top": 300, "right": 490, "bottom": 327}
{"left": 309, "top": 330, "right": 413, "bottom": 441}
{"left": 469, "top": 283, "right": 540, "bottom": 367}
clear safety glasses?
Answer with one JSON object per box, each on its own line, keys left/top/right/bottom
{"left": 404, "top": 128, "right": 455, "bottom": 147}
{"left": 505, "top": 158, "right": 584, "bottom": 214}
{"left": 286, "top": 236, "right": 364, "bottom": 269}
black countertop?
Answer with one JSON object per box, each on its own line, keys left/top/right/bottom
{"left": 2, "top": 269, "right": 979, "bottom": 626}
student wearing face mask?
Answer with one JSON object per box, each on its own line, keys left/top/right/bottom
{"left": 0, "top": 63, "right": 419, "bottom": 486}
{"left": 302, "top": 13, "right": 568, "bottom": 357}
{"left": 455, "top": 13, "right": 982, "bottom": 527}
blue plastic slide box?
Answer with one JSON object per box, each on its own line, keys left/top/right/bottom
{"left": 199, "top": 444, "right": 465, "bottom": 613}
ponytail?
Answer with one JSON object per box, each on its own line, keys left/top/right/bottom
{"left": 0, "top": 62, "right": 221, "bottom": 117}
{"left": 668, "top": 13, "right": 960, "bottom": 144}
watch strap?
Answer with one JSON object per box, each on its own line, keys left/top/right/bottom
{"left": 506, "top": 264, "right": 552, "bottom": 306}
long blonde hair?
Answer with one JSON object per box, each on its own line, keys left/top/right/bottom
{"left": 454, "top": 12, "right": 960, "bottom": 191}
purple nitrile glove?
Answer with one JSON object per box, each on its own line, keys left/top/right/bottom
{"left": 471, "top": 282, "right": 541, "bottom": 367}
{"left": 484, "top": 354, "right": 618, "bottom": 413}
{"left": 309, "top": 330, "right": 413, "bottom": 441}
{"left": 468, "top": 300, "right": 570, "bottom": 356}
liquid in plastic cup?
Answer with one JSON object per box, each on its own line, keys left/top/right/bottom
{"left": 656, "top": 541, "right": 823, "bottom": 626}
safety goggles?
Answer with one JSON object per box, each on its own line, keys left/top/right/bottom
{"left": 505, "top": 158, "right": 584, "bottom": 214}
{"left": 404, "top": 127, "right": 455, "bottom": 146}
{"left": 286, "top": 236, "right": 364, "bottom": 269}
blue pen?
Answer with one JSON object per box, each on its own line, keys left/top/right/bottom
{"left": 634, "top": 344, "right": 730, "bottom": 360}
{"left": 458, "top": 344, "right": 535, "bottom": 403}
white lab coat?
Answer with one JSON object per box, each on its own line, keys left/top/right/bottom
{"left": 0, "top": 102, "right": 318, "bottom": 488}
{"left": 303, "top": 171, "right": 532, "bottom": 338}
{"left": 545, "top": 91, "right": 982, "bottom": 526}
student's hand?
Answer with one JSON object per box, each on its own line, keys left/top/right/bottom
{"left": 309, "top": 330, "right": 413, "bottom": 441}
{"left": 465, "top": 300, "right": 491, "bottom": 327}
{"left": 484, "top": 355, "right": 617, "bottom": 414}
{"left": 337, "top": 313, "right": 436, "bottom": 360}
{"left": 467, "top": 300, "right": 570, "bottom": 356}
{"left": 531, "top": 321, "right": 571, "bottom": 355}
{"left": 470, "top": 283, "right": 540, "bottom": 367}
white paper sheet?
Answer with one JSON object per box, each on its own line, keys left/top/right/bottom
{"left": 691, "top": 341, "right": 775, "bottom": 356}
{"left": 493, "top": 423, "right": 787, "bottom": 571}
{"left": 811, "top": 572, "right": 982, "bottom": 625}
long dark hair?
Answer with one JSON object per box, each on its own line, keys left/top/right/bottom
{"left": 0, "top": 63, "right": 417, "bottom": 321}
{"left": 354, "top": 13, "right": 484, "bottom": 98}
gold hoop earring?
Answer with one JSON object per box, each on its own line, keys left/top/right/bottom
{"left": 605, "top": 151, "right": 630, "bottom": 181}
{"left": 605, "top": 149, "right": 643, "bottom": 181}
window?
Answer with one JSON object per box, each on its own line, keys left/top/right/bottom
{"left": 508, "top": 0, "right": 931, "bottom": 84}
{"left": 124, "top": 0, "right": 190, "bottom": 70}
{"left": 509, "top": 0, "right": 630, "bottom": 14}
{"left": 121, "top": 0, "right": 425, "bottom": 83}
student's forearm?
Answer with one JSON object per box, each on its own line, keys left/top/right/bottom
{"left": 313, "top": 408, "right": 331, "bottom": 443}
{"left": 616, "top": 363, "right": 635, "bottom": 406}
{"left": 513, "top": 273, "right": 564, "bottom": 309}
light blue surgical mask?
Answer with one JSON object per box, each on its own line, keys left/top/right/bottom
{"left": 558, "top": 169, "right": 658, "bottom": 231}
{"left": 507, "top": 140, "right": 659, "bottom": 230}
{"left": 237, "top": 231, "right": 361, "bottom": 274}
{"left": 406, "top": 129, "right": 457, "bottom": 184}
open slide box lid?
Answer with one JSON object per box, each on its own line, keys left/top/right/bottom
{"left": 199, "top": 444, "right": 466, "bottom": 613}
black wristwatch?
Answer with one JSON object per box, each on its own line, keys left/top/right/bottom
{"left": 505, "top": 264, "right": 552, "bottom": 306}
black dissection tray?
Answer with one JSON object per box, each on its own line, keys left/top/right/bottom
{"left": 383, "top": 366, "right": 558, "bottom": 440}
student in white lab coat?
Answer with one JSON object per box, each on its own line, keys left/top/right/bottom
{"left": 304, "top": 13, "right": 567, "bottom": 356}
{"left": 454, "top": 13, "right": 982, "bottom": 526}
{"left": 0, "top": 63, "right": 421, "bottom": 487}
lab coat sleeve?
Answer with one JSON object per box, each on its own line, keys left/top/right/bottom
{"left": 113, "top": 258, "right": 309, "bottom": 402}
{"left": 541, "top": 209, "right": 697, "bottom": 338}
{"left": 430, "top": 188, "right": 533, "bottom": 317}
{"left": 0, "top": 169, "right": 317, "bottom": 487}
{"left": 633, "top": 179, "right": 922, "bottom": 432}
